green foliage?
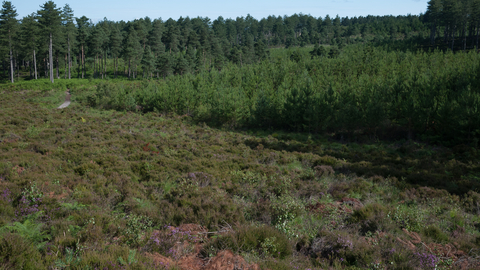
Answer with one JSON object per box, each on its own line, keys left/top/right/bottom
{"left": 2, "top": 83, "right": 480, "bottom": 269}
{"left": 203, "top": 225, "right": 292, "bottom": 259}
{"left": 54, "top": 247, "right": 81, "bottom": 269}
{"left": 423, "top": 225, "right": 449, "bottom": 243}
{"left": 74, "top": 46, "right": 480, "bottom": 146}
{"left": 0, "top": 233, "right": 46, "bottom": 270}
{"left": 118, "top": 249, "right": 137, "bottom": 266}
{"left": 0, "top": 215, "right": 51, "bottom": 249}
{"left": 270, "top": 194, "right": 305, "bottom": 237}
{"left": 122, "top": 214, "right": 153, "bottom": 245}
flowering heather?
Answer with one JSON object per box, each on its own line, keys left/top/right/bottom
{"left": 1, "top": 188, "right": 11, "bottom": 202}
{"left": 15, "top": 195, "right": 41, "bottom": 219}
{"left": 415, "top": 252, "right": 439, "bottom": 269}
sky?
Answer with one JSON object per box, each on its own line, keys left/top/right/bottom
{"left": 14, "top": 0, "right": 429, "bottom": 23}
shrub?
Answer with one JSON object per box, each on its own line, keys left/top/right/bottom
{"left": 350, "top": 203, "right": 388, "bottom": 234}
{"left": 202, "top": 225, "right": 292, "bottom": 259}
{"left": 0, "top": 233, "right": 46, "bottom": 269}
{"left": 423, "top": 225, "right": 449, "bottom": 243}
{"left": 162, "top": 185, "right": 244, "bottom": 229}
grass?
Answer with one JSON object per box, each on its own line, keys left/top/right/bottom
{"left": 1, "top": 83, "right": 480, "bottom": 269}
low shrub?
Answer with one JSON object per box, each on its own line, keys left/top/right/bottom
{"left": 423, "top": 225, "right": 449, "bottom": 243}
{"left": 202, "top": 225, "right": 292, "bottom": 259}
{"left": 0, "top": 232, "right": 46, "bottom": 269}
{"left": 350, "top": 203, "right": 388, "bottom": 234}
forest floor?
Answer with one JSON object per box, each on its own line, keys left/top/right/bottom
{"left": 1, "top": 86, "right": 480, "bottom": 269}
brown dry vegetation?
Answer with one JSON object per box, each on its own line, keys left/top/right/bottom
{"left": 1, "top": 85, "right": 480, "bottom": 269}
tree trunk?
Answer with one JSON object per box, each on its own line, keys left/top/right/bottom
{"left": 444, "top": 26, "right": 449, "bottom": 44}
{"left": 81, "top": 44, "right": 85, "bottom": 79}
{"left": 44, "top": 57, "right": 47, "bottom": 78}
{"left": 430, "top": 21, "right": 436, "bottom": 45}
{"left": 15, "top": 53, "right": 19, "bottom": 81}
{"left": 451, "top": 26, "right": 456, "bottom": 51}
{"left": 128, "top": 59, "right": 131, "bottom": 79}
{"left": 94, "top": 54, "right": 97, "bottom": 79}
{"left": 104, "top": 50, "right": 107, "bottom": 78}
{"left": 64, "top": 54, "right": 67, "bottom": 79}
{"left": 33, "top": 49, "right": 37, "bottom": 80}
{"left": 9, "top": 34, "right": 13, "bottom": 83}
{"left": 476, "top": 26, "right": 479, "bottom": 51}
{"left": 49, "top": 33, "right": 54, "bottom": 83}
{"left": 56, "top": 55, "right": 59, "bottom": 79}
{"left": 68, "top": 36, "right": 71, "bottom": 79}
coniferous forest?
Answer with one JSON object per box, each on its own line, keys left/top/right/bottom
{"left": 2, "top": 0, "right": 480, "bottom": 269}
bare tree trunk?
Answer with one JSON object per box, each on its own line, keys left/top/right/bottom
{"left": 104, "top": 50, "right": 107, "bottom": 78}
{"left": 49, "top": 33, "right": 54, "bottom": 83}
{"left": 81, "top": 44, "right": 85, "bottom": 78}
{"left": 128, "top": 58, "right": 131, "bottom": 79}
{"left": 430, "top": 21, "right": 436, "bottom": 45}
{"left": 44, "top": 57, "right": 47, "bottom": 78}
{"left": 68, "top": 36, "right": 71, "bottom": 79}
{"left": 9, "top": 36, "right": 13, "bottom": 83}
{"left": 64, "top": 54, "right": 67, "bottom": 79}
{"left": 476, "top": 26, "right": 479, "bottom": 50}
{"left": 33, "top": 49, "right": 37, "bottom": 80}
{"left": 94, "top": 54, "right": 96, "bottom": 79}
{"left": 451, "top": 26, "right": 456, "bottom": 51}
{"left": 15, "top": 52, "right": 19, "bottom": 81}
{"left": 444, "top": 26, "right": 449, "bottom": 44}
{"left": 56, "top": 55, "right": 59, "bottom": 79}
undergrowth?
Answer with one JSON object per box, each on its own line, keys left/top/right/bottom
{"left": 1, "top": 86, "right": 480, "bottom": 269}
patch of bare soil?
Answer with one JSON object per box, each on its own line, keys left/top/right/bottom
{"left": 57, "top": 90, "right": 71, "bottom": 109}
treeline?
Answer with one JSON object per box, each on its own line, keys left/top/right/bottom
{"left": 426, "top": 0, "right": 480, "bottom": 50}
{"left": 0, "top": 0, "right": 430, "bottom": 83}
{"left": 80, "top": 45, "right": 480, "bottom": 145}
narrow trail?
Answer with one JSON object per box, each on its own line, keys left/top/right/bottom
{"left": 57, "top": 90, "right": 71, "bottom": 109}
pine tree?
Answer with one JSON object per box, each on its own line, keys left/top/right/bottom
{"left": 20, "top": 14, "right": 39, "bottom": 79}
{"left": 147, "top": 18, "right": 164, "bottom": 77}
{"left": 62, "top": 4, "right": 75, "bottom": 79}
{"left": 426, "top": 0, "right": 442, "bottom": 45}
{"left": 174, "top": 52, "right": 188, "bottom": 75}
{"left": 163, "top": 21, "right": 180, "bottom": 53}
{"left": 156, "top": 51, "right": 172, "bottom": 78}
{"left": 0, "top": 1, "right": 18, "bottom": 83}
{"left": 109, "top": 26, "right": 122, "bottom": 78}
{"left": 148, "top": 19, "right": 164, "bottom": 56}
{"left": 89, "top": 25, "right": 106, "bottom": 78}
{"left": 123, "top": 25, "right": 142, "bottom": 79}
{"left": 38, "top": 1, "right": 61, "bottom": 83}
{"left": 141, "top": 45, "right": 154, "bottom": 77}
{"left": 75, "top": 16, "right": 90, "bottom": 78}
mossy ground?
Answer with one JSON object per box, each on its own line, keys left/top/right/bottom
{"left": 1, "top": 84, "right": 480, "bottom": 269}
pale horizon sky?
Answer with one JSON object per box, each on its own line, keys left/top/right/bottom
{"left": 14, "top": 0, "right": 428, "bottom": 23}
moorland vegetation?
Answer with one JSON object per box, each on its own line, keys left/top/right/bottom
{"left": 2, "top": 0, "right": 480, "bottom": 269}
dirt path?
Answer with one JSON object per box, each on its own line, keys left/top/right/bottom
{"left": 57, "top": 90, "right": 71, "bottom": 109}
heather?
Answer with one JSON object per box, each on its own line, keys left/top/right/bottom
{"left": 1, "top": 75, "right": 480, "bottom": 269}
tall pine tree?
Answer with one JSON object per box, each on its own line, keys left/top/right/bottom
{"left": 76, "top": 16, "right": 90, "bottom": 78}
{"left": 20, "top": 14, "right": 39, "bottom": 79}
{"left": 0, "top": 1, "right": 18, "bottom": 83}
{"left": 38, "top": 1, "right": 61, "bottom": 83}
{"left": 62, "top": 4, "right": 75, "bottom": 79}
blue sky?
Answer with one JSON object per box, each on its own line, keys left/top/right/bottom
{"left": 15, "top": 0, "right": 428, "bottom": 23}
